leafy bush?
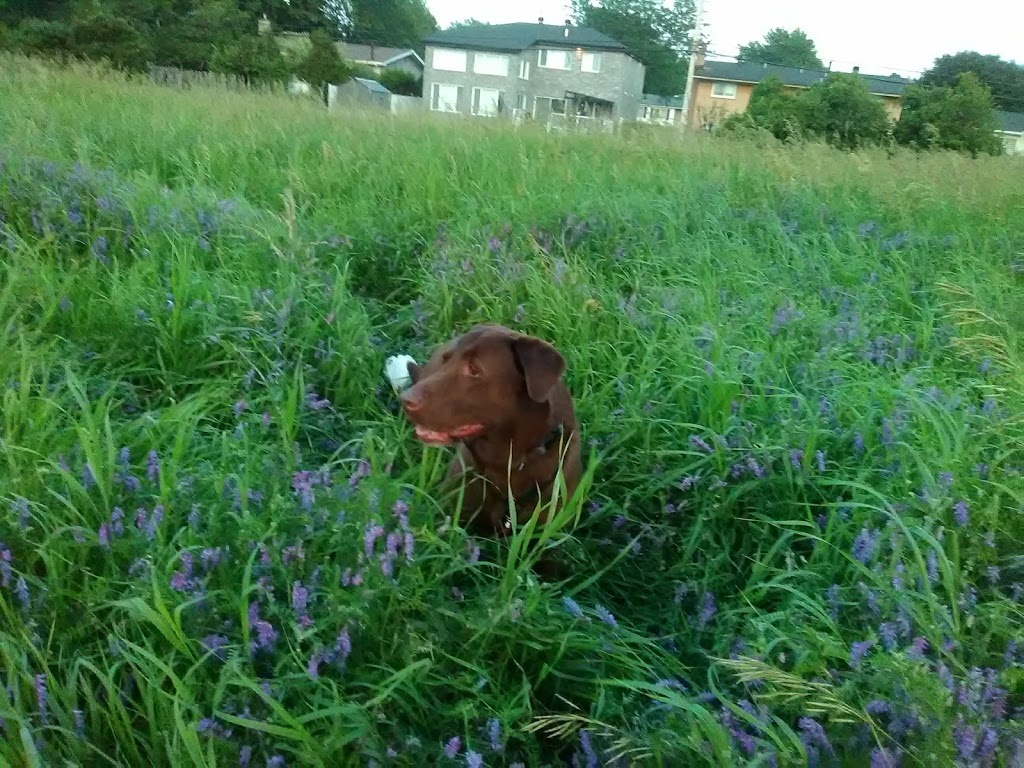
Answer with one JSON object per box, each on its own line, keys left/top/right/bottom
{"left": 895, "top": 73, "right": 1002, "bottom": 157}
{"left": 295, "top": 28, "right": 351, "bottom": 97}
{"left": 11, "top": 18, "right": 71, "bottom": 59}
{"left": 211, "top": 34, "right": 290, "bottom": 86}
{"left": 745, "top": 74, "right": 805, "bottom": 142}
{"left": 377, "top": 67, "right": 421, "bottom": 97}
{"left": 801, "top": 73, "right": 893, "bottom": 150}
{"left": 69, "top": 13, "right": 151, "bottom": 72}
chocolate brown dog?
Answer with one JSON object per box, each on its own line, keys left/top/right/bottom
{"left": 399, "top": 324, "right": 582, "bottom": 536}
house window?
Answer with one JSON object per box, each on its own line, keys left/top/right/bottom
{"left": 519, "top": 59, "right": 530, "bottom": 79}
{"left": 549, "top": 98, "right": 566, "bottom": 115}
{"left": 538, "top": 49, "right": 570, "bottom": 70}
{"left": 430, "top": 83, "right": 460, "bottom": 112}
{"left": 581, "top": 53, "right": 601, "bottom": 73}
{"left": 710, "top": 81, "right": 738, "bottom": 99}
{"left": 471, "top": 87, "right": 502, "bottom": 116}
{"left": 515, "top": 93, "right": 528, "bottom": 112}
{"left": 473, "top": 53, "right": 510, "bottom": 77}
{"left": 432, "top": 48, "right": 467, "bottom": 72}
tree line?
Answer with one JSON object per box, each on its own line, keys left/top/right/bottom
{"left": 0, "top": 0, "right": 436, "bottom": 92}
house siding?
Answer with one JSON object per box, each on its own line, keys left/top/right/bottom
{"left": 422, "top": 44, "right": 644, "bottom": 121}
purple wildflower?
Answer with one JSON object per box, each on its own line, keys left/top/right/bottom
{"left": 689, "top": 434, "right": 714, "bottom": 453}
{"left": 850, "top": 639, "right": 874, "bottom": 669}
{"left": 266, "top": 757, "right": 285, "bottom": 768}
{"left": 15, "top": 576, "right": 29, "bottom": 611}
{"left": 306, "top": 391, "right": 330, "bottom": 410}
{"left": 879, "top": 622, "right": 897, "bottom": 652}
{"left": 82, "top": 463, "right": 96, "bottom": 489}
{"left": 35, "top": 674, "right": 48, "bottom": 725}
{"left": 233, "top": 400, "right": 247, "bottom": 416}
{"left": 953, "top": 500, "right": 969, "bottom": 526}
{"left": 815, "top": 450, "right": 826, "bottom": 472}
{"left": 906, "top": 636, "right": 928, "bottom": 660}
{"left": 698, "top": 591, "right": 717, "bottom": 629}
{"left": 825, "top": 584, "right": 840, "bottom": 620}
{"left": 852, "top": 525, "right": 878, "bottom": 564}
{"left": 238, "top": 746, "right": 252, "bottom": 768}
{"left": 0, "top": 546, "right": 11, "bottom": 588}
{"left": 335, "top": 626, "right": 351, "bottom": 670}
{"left": 853, "top": 432, "right": 865, "bottom": 454}
{"left": 403, "top": 531, "right": 415, "bottom": 563}
{"left": 307, "top": 652, "right": 322, "bottom": 680}
{"left": 987, "top": 565, "right": 1000, "bottom": 585}
{"left": 869, "top": 748, "right": 899, "bottom": 768}
{"left": 444, "top": 736, "right": 462, "bottom": 758}
{"left": 486, "top": 718, "right": 503, "bottom": 752}
{"left": 790, "top": 449, "right": 804, "bottom": 469}
{"left": 954, "top": 718, "right": 976, "bottom": 762}
{"left": 466, "top": 539, "right": 480, "bottom": 564}
{"left": 579, "top": 728, "right": 598, "bottom": 768}
{"left": 465, "top": 752, "right": 483, "bottom": 768}
{"left": 595, "top": 604, "right": 617, "bottom": 628}
{"left": 201, "top": 634, "right": 229, "bottom": 660}
{"left": 146, "top": 450, "right": 160, "bottom": 484}
{"left": 291, "top": 581, "right": 309, "bottom": 615}
{"left": 98, "top": 523, "right": 111, "bottom": 547}
{"left": 562, "top": 596, "right": 586, "bottom": 620}
{"left": 12, "top": 497, "right": 30, "bottom": 529}
{"left": 364, "top": 522, "right": 384, "bottom": 559}
{"left": 798, "top": 717, "right": 833, "bottom": 761}
{"left": 926, "top": 549, "right": 939, "bottom": 582}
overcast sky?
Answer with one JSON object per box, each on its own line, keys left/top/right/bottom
{"left": 425, "top": 0, "right": 1023, "bottom": 78}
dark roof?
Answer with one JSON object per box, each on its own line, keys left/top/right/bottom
{"left": 695, "top": 59, "right": 910, "bottom": 97}
{"left": 423, "top": 22, "right": 629, "bottom": 55}
{"left": 641, "top": 93, "right": 685, "bottom": 108}
{"left": 996, "top": 110, "right": 1024, "bottom": 133}
{"left": 352, "top": 77, "right": 391, "bottom": 95}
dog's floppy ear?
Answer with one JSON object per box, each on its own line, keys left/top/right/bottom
{"left": 511, "top": 335, "right": 566, "bottom": 402}
{"left": 407, "top": 360, "right": 422, "bottom": 385}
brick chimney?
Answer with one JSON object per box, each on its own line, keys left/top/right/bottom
{"left": 538, "top": 16, "right": 544, "bottom": 25}
{"left": 694, "top": 40, "right": 707, "bottom": 68}
{"left": 564, "top": 19, "right": 571, "bottom": 37}
{"left": 852, "top": 65, "right": 860, "bottom": 74}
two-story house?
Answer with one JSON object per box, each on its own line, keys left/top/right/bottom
{"left": 421, "top": 19, "right": 645, "bottom": 124}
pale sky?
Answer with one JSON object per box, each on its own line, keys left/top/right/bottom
{"left": 425, "top": 0, "right": 1023, "bottom": 78}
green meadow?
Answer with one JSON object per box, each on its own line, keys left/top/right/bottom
{"left": 1, "top": 56, "right": 1022, "bottom": 767}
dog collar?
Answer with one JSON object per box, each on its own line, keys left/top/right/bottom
{"left": 515, "top": 421, "right": 565, "bottom": 472}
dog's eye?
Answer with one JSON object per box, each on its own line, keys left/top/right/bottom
{"left": 463, "top": 360, "right": 481, "bottom": 377}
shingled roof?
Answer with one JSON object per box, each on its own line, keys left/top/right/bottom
{"left": 695, "top": 60, "right": 911, "bottom": 97}
{"left": 996, "top": 110, "right": 1024, "bottom": 133}
{"left": 423, "top": 22, "right": 629, "bottom": 55}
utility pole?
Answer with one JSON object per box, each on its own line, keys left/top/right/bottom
{"left": 680, "top": 0, "right": 706, "bottom": 131}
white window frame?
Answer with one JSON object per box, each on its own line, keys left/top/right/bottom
{"left": 430, "top": 83, "right": 460, "bottom": 112}
{"left": 710, "top": 81, "right": 738, "bottom": 99}
{"left": 473, "top": 53, "right": 510, "bottom": 77}
{"left": 432, "top": 48, "right": 467, "bottom": 73}
{"left": 581, "top": 52, "right": 601, "bottom": 73}
{"left": 514, "top": 93, "right": 528, "bottom": 111}
{"left": 538, "top": 49, "right": 570, "bottom": 70}
{"left": 519, "top": 59, "right": 530, "bottom": 80}
{"left": 471, "top": 87, "right": 502, "bottom": 117}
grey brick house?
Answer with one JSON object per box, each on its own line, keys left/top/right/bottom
{"left": 420, "top": 20, "right": 645, "bottom": 124}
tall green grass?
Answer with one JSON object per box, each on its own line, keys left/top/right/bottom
{"left": 1, "top": 55, "right": 1022, "bottom": 767}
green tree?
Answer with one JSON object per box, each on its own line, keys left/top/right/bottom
{"left": 801, "top": 72, "right": 891, "bottom": 150}
{"left": 10, "top": 18, "right": 71, "bottom": 58}
{"left": 376, "top": 67, "right": 420, "bottom": 96}
{"left": 348, "top": 0, "right": 437, "bottom": 50}
{"left": 920, "top": 51, "right": 1024, "bottom": 113}
{"left": 211, "top": 33, "right": 289, "bottom": 85}
{"left": 895, "top": 72, "right": 1001, "bottom": 156}
{"left": 445, "top": 18, "right": 487, "bottom": 30}
{"left": 69, "top": 12, "right": 151, "bottom": 71}
{"left": 295, "top": 28, "right": 350, "bottom": 99}
{"left": 154, "top": 0, "right": 250, "bottom": 71}
{"left": 737, "top": 27, "right": 823, "bottom": 69}
{"left": 571, "top": 0, "right": 696, "bottom": 97}
{"left": 745, "top": 74, "right": 804, "bottom": 140}
{"left": 0, "top": 0, "right": 72, "bottom": 24}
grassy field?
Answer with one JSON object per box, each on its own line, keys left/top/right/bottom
{"left": 1, "top": 55, "right": 1023, "bottom": 767}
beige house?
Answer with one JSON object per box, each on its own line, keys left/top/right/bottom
{"left": 995, "top": 111, "right": 1024, "bottom": 155}
{"left": 685, "top": 52, "right": 910, "bottom": 130}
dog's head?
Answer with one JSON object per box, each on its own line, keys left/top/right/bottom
{"left": 399, "top": 324, "right": 566, "bottom": 446}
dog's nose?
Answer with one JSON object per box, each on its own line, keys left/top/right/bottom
{"left": 400, "top": 390, "right": 423, "bottom": 413}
